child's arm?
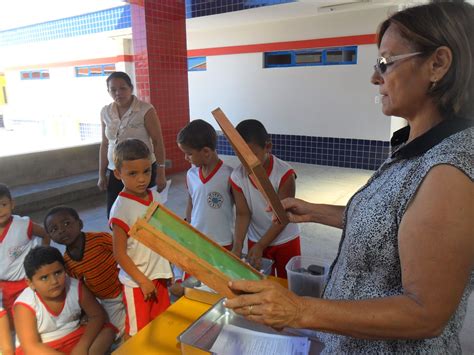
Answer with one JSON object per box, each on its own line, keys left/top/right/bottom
{"left": 112, "top": 225, "right": 157, "bottom": 300}
{"left": 13, "top": 304, "right": 63, "bottom": 354}
{"left": 70, "top": 283, "right": 107, "bottom": 355}
{"left": 247, "top": 173, "right": 296, "bottom": 269}
{"left": 0, "top": 313, "right": 14, "bottom": 355}
{"left": 231, "top": 185, "right": 251, "bottom": 258}
{"left": 185, "top": 194, "right": 193, "bottom": 222}
{"left": 32, "top": 223, "right": 50, "bottom": 245}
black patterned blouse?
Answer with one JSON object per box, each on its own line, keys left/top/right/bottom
{"left": 319, "top": 119, "right": 473, "bottom": 354}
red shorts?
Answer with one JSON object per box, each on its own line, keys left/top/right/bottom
{"left": 16, "top": 326, "right": 85, "bottom": 355}
{"left": 15, "top": 324, "right": 115, "bottom": 354}
{"left": 0, "top": 279, "right": 28, "bottom": 318}
{"left": 248, "top": 237, "right": 301, "bottom": 279}
{"left": 122, "top": 279, "right": 170, "bottom": 336}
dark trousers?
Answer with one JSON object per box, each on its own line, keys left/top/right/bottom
{"left": 106, "top": 162, "right": 157, "bottom": 218}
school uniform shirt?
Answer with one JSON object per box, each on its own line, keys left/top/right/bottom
{"left": 14, "top": 277, "right": 82, "bottom": 345}
{"left": 186, "top": 160, "right": 234, "bottom": 246}
{"left": 101, "top": 95, "right": 157, "bottom": 170}
{"left": 64, "top": 232, "right": 122, "bottom": 300}
{"left": 109, "top": 189, "right": 172, "bottom": 287}
{"left": 0, "top": 215, "right": 34, "bottom": 281}
{"left": 230, "top": 155, "right": 300, "bottom": 245}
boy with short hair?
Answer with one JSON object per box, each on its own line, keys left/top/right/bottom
{"left": 173, "top": 119, "right": 235, "bottom": 296}
{"left": 44, "top": 206, "right": 125, "bottom": 339}
{"left": 0, "top": 183, "right": 49, "bottom": 326}
{"left": 109, "top": 139, "right": 172, "bottom": 336}
{"left": 13, "top": 246, "right": 115, "bottom": 354}
{"left": 230, "top": 119, "right": 301, "bottom": 278}
{"left": 177, "top": 119, "right": 234, "bottom": 249}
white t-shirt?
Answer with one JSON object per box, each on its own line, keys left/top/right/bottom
{"left": 187, "top": 160, "right": 234, "bottom": 246}
{"left": 101, "top": 95, "right": 156, "bottom": 170}
{"left": 14, "top": 277, "right": 82, "bottom": 345}
{"left": 230, "top": 155, "right": 300, "bottom": 245}
{"left": 109, "top": 189, "right": 172, "bottom": 287}
{"left": 0, "top": 215, "right": 34, "bottom": 280}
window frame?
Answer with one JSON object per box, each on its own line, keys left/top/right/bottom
{"left": 264, "top": 46, "right": 357, "bottom": 68}
{"left": 188, "top": 56, "right": 207, "bottom": 72}
{"left": 74, "top": 64, "right": 116, "bottom": 77}
{"left": 20, "top": 69, "right": 50, "bottom": 80}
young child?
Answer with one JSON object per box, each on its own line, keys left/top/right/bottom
{"left": 109, "top": 138, "right": 172, "bottom": 337}
{"left": 0, "top": 183, "right": 49, "bottom": 327}
{"left": 177, "top": 119, "right": 234, "bottom": 249}
{"left": 230, "top": 119, "right": 301, "bottom": 279}
{"left": 44, "top": 206, "right": 125, "bottom": 340}
{"left": 13, "top": 246, "right": 115, "bottom": 354}
{"left": 0, "top": 291, "right": 14, "bottom": 355}
{"left": 174, "top": 119, "right": 235, "bottom": 296}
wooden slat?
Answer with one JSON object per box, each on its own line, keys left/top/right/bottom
{"left": 212, "top": 107, "right": 289, "bottom": 225}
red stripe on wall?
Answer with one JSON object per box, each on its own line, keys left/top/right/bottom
{"left": 7, "top": 34, "right": 376, "bottom": 70}
{"left": 187, "top": 34, "right": 376, "bottom": 57}
{"left": 9, "top": 55, "right": 134, "bottom": 70}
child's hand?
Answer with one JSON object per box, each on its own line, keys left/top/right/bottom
{"left": 231, "top": 243, "right": 243, "bottom": 258}
{"left": 169, "top": 282, "right": 184, "bottom": 298}
{"left": 139, "top": 278, "right": 157, "bottom": 301}
{"left": 247, "top": 245, "right": 263, "bottom": 270}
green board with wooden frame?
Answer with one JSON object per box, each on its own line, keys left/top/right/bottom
{"left": 130, "top": 202, "right": 264, "bottom": 298}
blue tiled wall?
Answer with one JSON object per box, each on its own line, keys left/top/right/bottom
{"left": 217, "top": 133, "right": 390, "bottom": 170}
{"left": 0, "top": 6, "right": 130, "bottom": 47}
{"left": 0, "top": 1, "right": 297, "bottom": 47}
{"left": 185, "top": 0, "right": 295, "bottom": 18}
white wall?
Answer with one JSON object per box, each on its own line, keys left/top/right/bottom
{"left": 2, "top": 30, "right": 132, "bottom": 125}
{"left": 1, "top": 31, "right": 132, "bottom": 153}
{"left": 187, "top": 7, "right": 396, "bottom": 141}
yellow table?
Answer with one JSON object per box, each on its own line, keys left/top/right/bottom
{"left": 113, "top": 296, "right": 213, "bottom": 355}
{"left": 114, "top": 277, "right": 287, "bottom": 354}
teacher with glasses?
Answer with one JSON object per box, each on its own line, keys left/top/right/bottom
{"left": 225, "top": 2, "right": 473, "bottom": 353}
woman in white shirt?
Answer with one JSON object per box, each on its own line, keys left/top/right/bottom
{"left": 97, "top": 71, "right": 167, "bottom": 217}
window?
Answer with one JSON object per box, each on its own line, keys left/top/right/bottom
{"left": 188, "top": 57, "right": 207, "bottom": 71}
{"left": 20, "top": 69, "right": 50, "bottom": 80}
{"left": 264, "top": 46, "right": 357, "bottom": 68}
{"left": 265, "top": 52, "right": 292, "bottom": 66}
{"left": 295, "top": 51, "right": 322, "bottom": 65}
{"left": 75, "top": 64, "right": 116, "bottom": 77}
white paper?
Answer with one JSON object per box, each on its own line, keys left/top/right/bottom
{"left": 153, "top": 179, "right": 171, "bottom": 204}
{"left": 210, "top": 324, "right": 310, "bottom": 355}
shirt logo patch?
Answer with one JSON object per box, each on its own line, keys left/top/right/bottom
{"left": 207, "top": 191, "right": 223, "bottom": 209}
{"left": 9, "top": 244, "right": 28, "bottom": 261}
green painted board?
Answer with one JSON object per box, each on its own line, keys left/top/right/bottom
{"left": 147, "top": 206, "right": 261, "bottom": 281}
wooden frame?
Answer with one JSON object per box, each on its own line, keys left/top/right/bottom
{"left": 211, "top": 107, "right": 289, "bottom": 225}
{"left": 130, "top": 202, "right": 264, "bottom": 298}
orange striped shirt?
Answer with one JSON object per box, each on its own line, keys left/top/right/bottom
{"left": 64, "top": 232, "right": 121, "bottom": 299}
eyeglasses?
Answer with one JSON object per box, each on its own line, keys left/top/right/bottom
{"left": 374, "top": 52, "right": 423, "bottom": 75}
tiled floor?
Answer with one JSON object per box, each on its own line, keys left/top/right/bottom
{"left": 28, "top": 156, "right": 473, "bottom": 353}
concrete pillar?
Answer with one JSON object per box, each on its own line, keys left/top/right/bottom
{"left": 130, "top": 0, "right": 190, "bottom": 174}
